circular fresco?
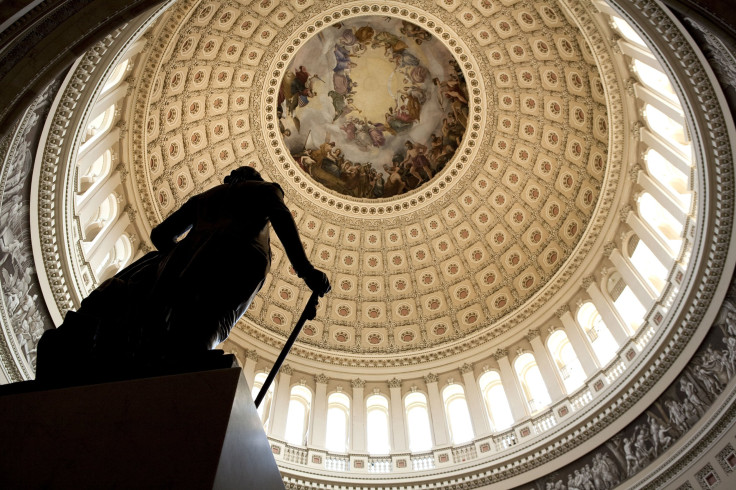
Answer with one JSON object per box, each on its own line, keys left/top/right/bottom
{"left": 279, "top": 17, "right": 468, "bottom": 199}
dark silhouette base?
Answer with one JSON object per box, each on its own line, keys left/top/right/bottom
{"left": 0, "top": 366, "right": 285, "bottom": 489}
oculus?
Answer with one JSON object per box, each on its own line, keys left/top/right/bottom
{"left": 279, "top": 17, "right": 468, "bottom": 199}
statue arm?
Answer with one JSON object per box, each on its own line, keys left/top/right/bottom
{"left": 266, "top": 184, "right": 330, "bottom": 295}
{"left": 150, "top": 199, "right": 195, "bottom": 253}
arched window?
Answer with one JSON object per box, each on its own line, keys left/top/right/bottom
{"left": 638, "top": 192, "right": 684, "bottom": 251}
{"left": 644, "top": 148, "right": 690, "bottom": 208}
{"left": 284, "top": 385, "right": 312, "bottom": 446}
{"left": 577, "top": 302, "right": 618, "bottom": 365}
{"left": 78, "top": 149, "right": 113, "bottom": 194}
{"left": 546, "top": 330, "right": 586, "bottom": 393}
{"left": 632, "top": 60, "right": 678, "bottom": 103}
{"left": 642, "top": 104, "right": 690, "bottom": 156}
{"left": 96, "top": 234, "right": 132, "bottom": 281}
{"left": 514, "top": 353, "right": 551, "bottom": 413}
{"left": 442, "top": 384, "right": 474, "bottom": 444}
{"left": 102, "top": 59, "right": 130, "bottom": 93}
{"left": 611, "top": 16, "right": 646, "bottom": 47}
{"left": 607, "top": 272, "right": 646, "bottom": 333}
{"left": 251, "top": 372, "right": 275, "bottom": 430}
{"left": 627, "top": 236, "right": 668, "bottom": 294}
{"left": 83, "top": 193, "right": 118, "bottom": 242}
{"left": 404, "top": 392, "right": 432, "bottom": 452}
{"left": 366, "top": 394, "right": 390, "bottom": 455}
{"left": 82, "top": 104, "right": 116, "bottom": 146}
{"left": 478, "top": 371, "right": 513, "bottom": 431}
{"left": 325, "top": 392, "right": 350, "bottom": 453}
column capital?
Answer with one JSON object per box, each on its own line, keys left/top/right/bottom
{"left": 526, "top": 328, "right": 540, "bottom": 341}
{"left": 603, "top": 241, "right": 616, "bottom": 257}
{"left": 492, "top": 348, "right": 508, "bottom": 360}
{"left": 315, "top": 374, "right": 330, "bottom": 384}
{"left": 581, "top": 274, "right": 596, "bottom": 290}
{"left": 351, "top": 378, "right": 365, "bottom": 388}
{"left": 555, "top": 304, "right": 570, "bottom": 318}
{"left": 619, "top": 204, "right": 633, "bottom": 222}
{"left": 245, "top": 349, "right": 259, "bottom": 361}
{"left": 281, "top": 364, "right": 293, "bottom": 375}
{"left": 459, "top": 362, "right": 473, "bottom": 374}
{"left": 424, "top": 372, "right": 439, "bottom": 384}
{"left": 388, "top": 377, "right": 402, "bottom": 389}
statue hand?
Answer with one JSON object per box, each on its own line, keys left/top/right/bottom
{"left": 303, "top": 268, "right": 331, "bottom": 296}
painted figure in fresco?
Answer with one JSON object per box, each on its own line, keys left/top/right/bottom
{"left": 400, "top": 141, "right": 433, "bottom": 184}
{"left": 37, "top": 167, "right": 331, "bottom": 382}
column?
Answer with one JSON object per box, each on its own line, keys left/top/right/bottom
{"left": 309, "top": 374, "right": 329, "bottom": 448}
{"left": 242, "top": 349, "right": 258, "bottom": 388}
{"left": 76, "top": 169, "right": 122, "bottom": 217}
{"left": 637, "top": 171, "right": 688, "bottom": 222}
{"left": 494, "top": 349, "right": 529, "bottom": 421}
{"left": 86, "top": 213, "right": 130, "bottom": 274}
{"left": 624, "top": 207, "right": 675, "bottom": 268}
{"left": 270, "top": 364, "right": 293, "bottom": 440}
{"left": 527, "top": 330, "right": 566, "bottom": 400}
{"left": 460, "top": 364, "right": 491, "bottom": 437}
{"left": 388, "top": 378, "right": 407, "bottom": 451}
{"left": 350, "top": 378, "right": 366, "bottom": 452}
{"left": 425, "top": 373, "right": 450, "bottom": 446}
{"left": 584, "top": 276, "right": 631, "bottom": 343}
{"left": 608, "top": 247, "right": 657, "bottom": 307}
{"left": 641, "top": 128, "right": 691, "bottom": 174}
{"left": 634, "top": 83, "right": 685, "bottom": 127}
{"left": 558, "top": 309, "right": 600, "bottom": 377}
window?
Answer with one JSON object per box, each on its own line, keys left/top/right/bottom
{"left": 96, "top": 234, "right": 132, "bottom": 281}
{"left": 632, "top": 60, "right": 677, "bottom": 103}
{"left": 82, "top": 104, "right": 116, "bottom": 146}
{"left": 251, "top": 372, "right": 275, "bottom": 430}
{"left": 642, "top": 104, "right": 690, "bottom": 156}
{"left": 644, "top": 148, "right": 690, "bottom": 208}
{"left": 83, "top": 193, "right": 118, "bottom": 242}
{"left": 638, "top": 192, "right": 684, "bottom": 251}
{"left": 577, "top": 302, "right": 618, "bottom": 365}
{"left": 611, "top": 16, "right": 646, "bottom": 47}
{"left": 366, "top": 394, "right": 390, "bottom": 454}
{"left": 78, "top": 149, "right": 113, "bottom": 194}
{"left": 442, "top": 384, "right": 474, "bottom": 444}
{"left": 404, "top": 392, "right": 432, "bottom": 452}
{"left": 325, "top": 392, "right": 350, "bottom": 453}
{"left": 628, "top": 236, "right": 668, "bottom": 293}
{"left": 478, "top": 371, "right": 514, "bottom": 431}
{"left": 284, "top": 385, "right": 312, "bottom": 446}
{"left": 102, "top": 59, "right": 130, "bottom": 93}
{"left": 514, "top": 353, "right": 551, "bottom": 413}
{"left": 546, "top": 330, "right": 586, "bottom": 393}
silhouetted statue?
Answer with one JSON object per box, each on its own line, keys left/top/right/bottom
{"left": 37, "top": 167, "right": 330, "bottom": 383}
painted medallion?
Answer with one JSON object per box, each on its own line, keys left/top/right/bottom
{"left": 279, "top": 17, "right": 468, "bottom": 199}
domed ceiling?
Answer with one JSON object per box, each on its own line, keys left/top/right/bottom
{"left": 131, "top": 0, "right": 611, "bottom": 362}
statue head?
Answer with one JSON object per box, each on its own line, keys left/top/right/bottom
{"left": 224, "top": 166, "right": 264, "bottom": 184}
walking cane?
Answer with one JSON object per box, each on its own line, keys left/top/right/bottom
{"left": 254, "top": 291, "right": 321, "bottom": 408}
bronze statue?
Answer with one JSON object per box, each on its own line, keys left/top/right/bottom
{"left": 37, "top": 167, "right": 330, "bottom": 382}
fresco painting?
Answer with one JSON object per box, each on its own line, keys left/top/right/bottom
{"left": 279, "top": 17, "right": 468, "bottom": 199}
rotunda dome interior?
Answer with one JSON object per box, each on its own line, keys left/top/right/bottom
{"left": 2, "top": 0, "right": 735, "bottom": 488}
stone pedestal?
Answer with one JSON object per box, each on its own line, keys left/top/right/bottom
{"left": 0, "top": 367, "right": 284, "bottom": 489}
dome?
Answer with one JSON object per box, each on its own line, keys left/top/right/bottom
{"left": 1, "top": 0, "right": 735, "bottom": 488}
